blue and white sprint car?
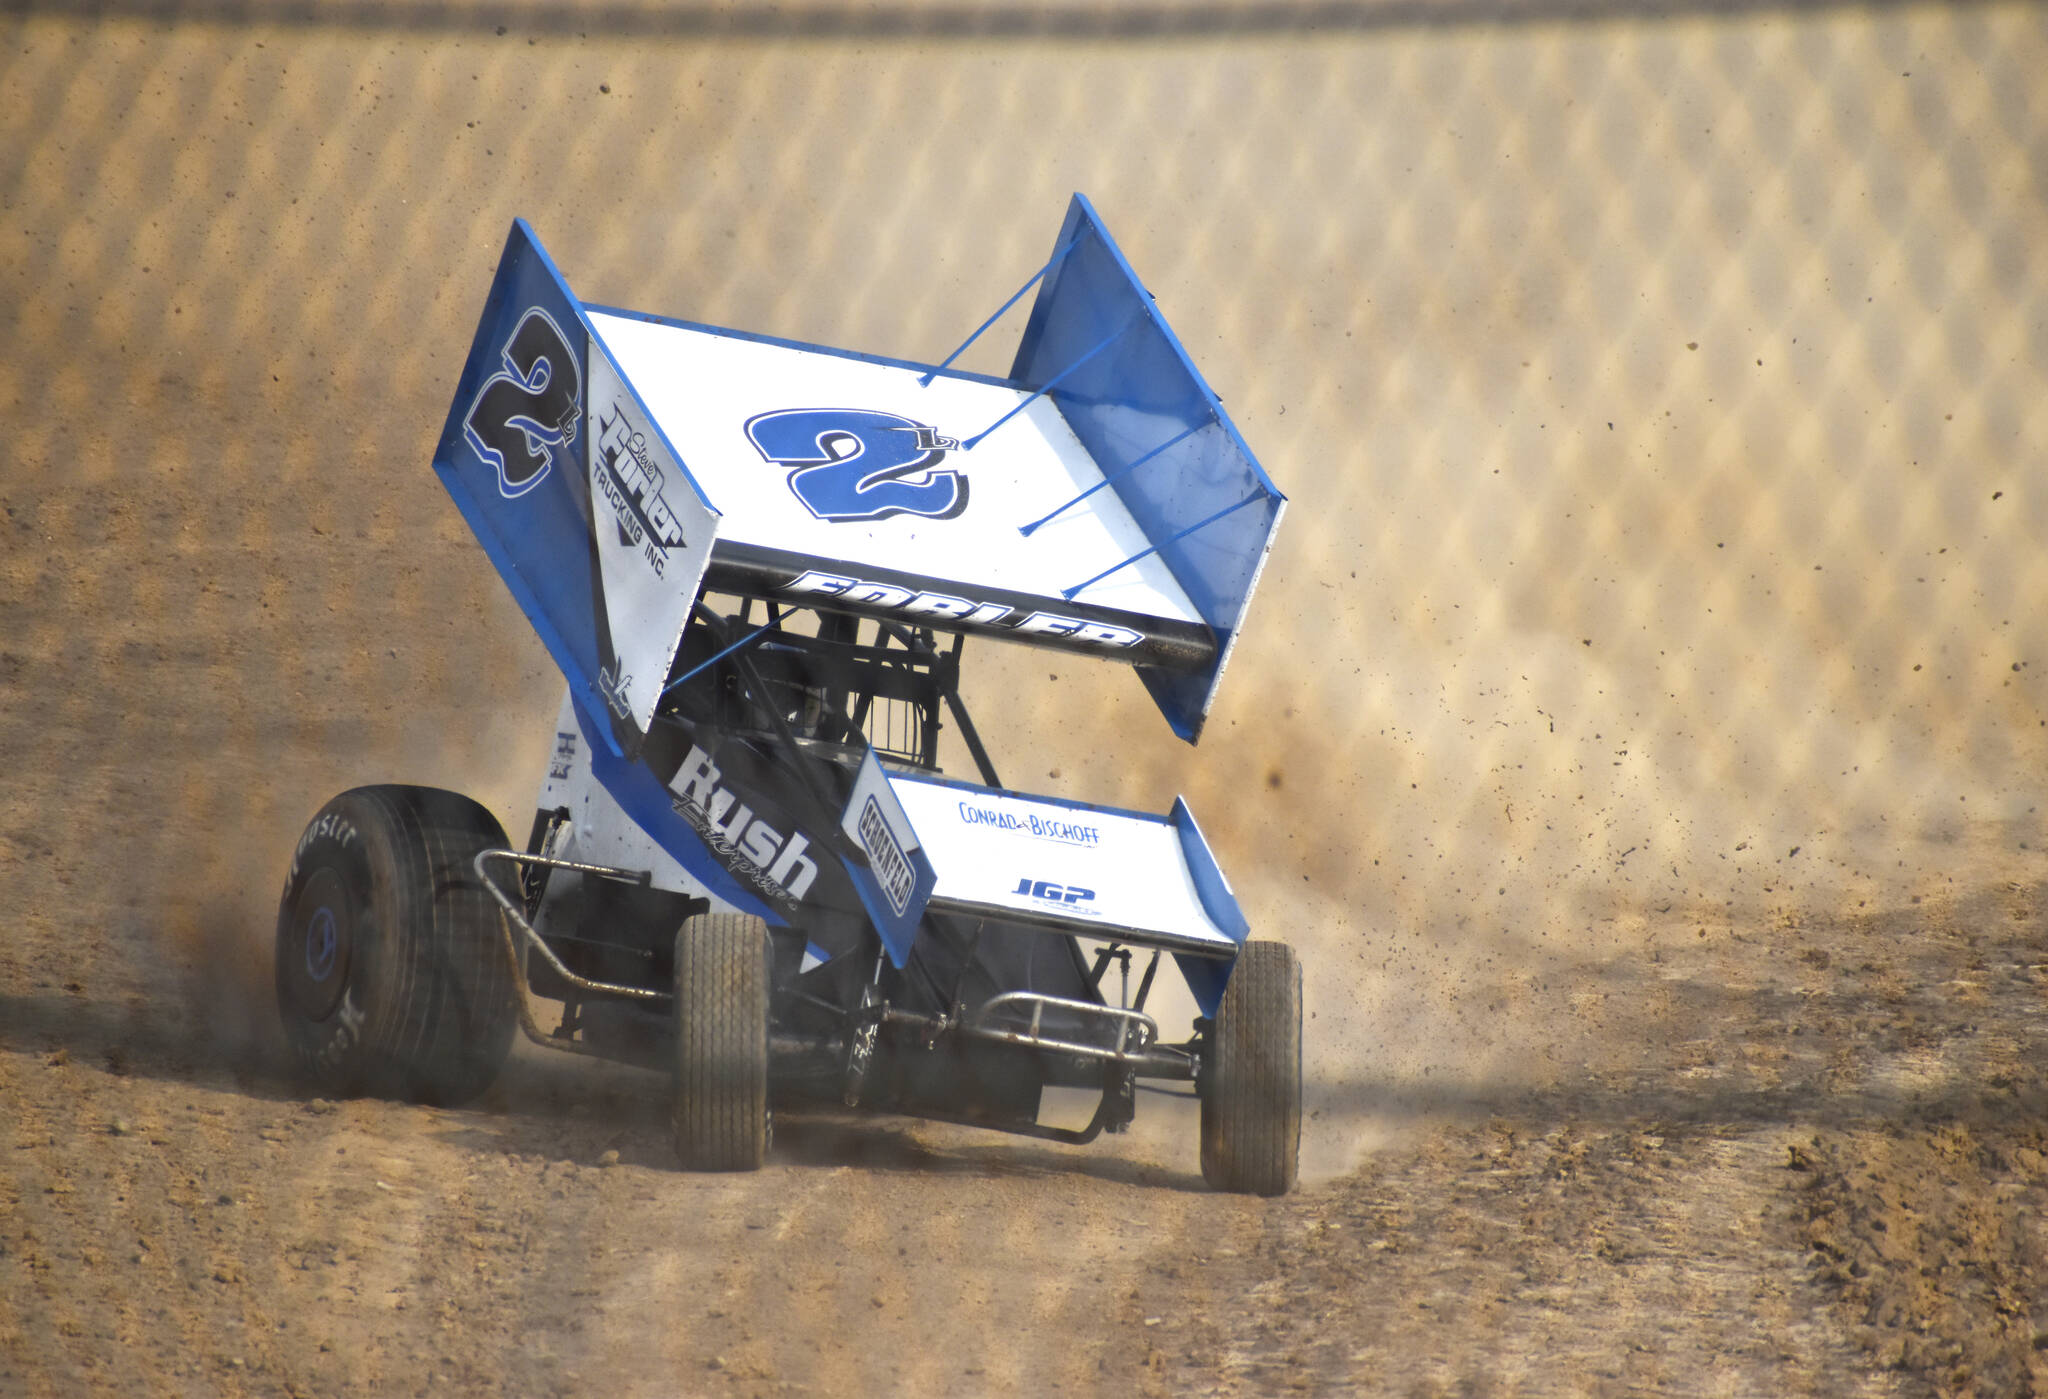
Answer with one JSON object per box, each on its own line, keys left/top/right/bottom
{"left": 274, "top": 196, "right": 1299, "bottom": 1193}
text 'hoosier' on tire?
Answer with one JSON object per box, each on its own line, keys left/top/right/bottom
{"left": 274, "top": 785, "right": 520, "bottom": 1107}
{"left": 1200, "top": 939, "right": 1303, "bottom": 1196}
{"left": 671, "top": 912, "right": 772, "bottom": 1171}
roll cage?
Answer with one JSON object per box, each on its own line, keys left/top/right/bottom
{"left": 660, "top": 599, "right": 1001, "bottom": 789}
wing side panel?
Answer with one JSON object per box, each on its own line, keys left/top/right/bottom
{"left": 430, "top": 220, "right": 719, "bottom": 758}
{"left": 1011, "top": 195, "right": 1286, "bottom": 742}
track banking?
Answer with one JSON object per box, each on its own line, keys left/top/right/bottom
{"left": 957, "top": 801, "right": 1100, "bottom": 848}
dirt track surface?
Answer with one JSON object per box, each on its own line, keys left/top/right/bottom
{"left": 8, "top": 5, "right": 2048, "bottom": 1396}
{"left": 11, "top": 827, "right": 2048, "bottom": 1395}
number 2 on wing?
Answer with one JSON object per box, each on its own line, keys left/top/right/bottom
{"left": 465, "top": 309, "right": 581, "bottom": 498}
{"left": 745, "top": 409, "right": 967, "bottom": 524}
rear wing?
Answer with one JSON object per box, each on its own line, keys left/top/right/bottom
{"left": 433, "top": 200, "right": 1282, "bottom": 747}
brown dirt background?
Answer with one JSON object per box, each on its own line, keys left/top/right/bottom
{"left": 5, "top": 2, "right": 2048, "bottom": 1394}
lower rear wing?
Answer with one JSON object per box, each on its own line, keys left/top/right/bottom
{"left": 883, "top": 771, "right": 1249, "bottom": 1016}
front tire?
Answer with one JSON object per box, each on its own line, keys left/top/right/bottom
{"left": 671, "top": 913, "right": 772, "bottom": 1171}
{"left": 275, "top": 786, "right": 519, "bottom": 1106}
{"left": 1200, "top": 940, "right": 1302, "bottom": 1196}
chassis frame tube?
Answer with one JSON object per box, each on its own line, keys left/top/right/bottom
{"left": 878, "top": 1004, "right": 1197, "bottom": 1081}
{"left": 474, "top": 849, "right": 670, "bottom": 1004}
{"left": 473, "top": 851, "right": 1202, "bottom": 1085}
{"left": 472, "top": 849, "right": 676, "bottom": 1059}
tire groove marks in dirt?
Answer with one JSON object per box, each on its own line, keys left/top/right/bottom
{"left": 591, "top": 1162, "right": 836, "bottom": 1390}
{"left": 1133, "top": 1122, "right": 1903, "bottom": 1397}
{"left": 0, "top": 1039, "right": 649, "bottom": 1398}
{"left": 1116, "top": 875, "right": 2048, "bottom": 1396}
{"left": 578, "top": 1110, "right": 1247, "bottom": 1396}
{"left": 592, "top": 1156, "right": 861, "bottom": 1390}
{"left": 1795, "top": 1114, "right": 2048, "bottom": 1395}
{"left": 1782, "top": 877, "right": 2048, "bottom": 1396}
{"left": 241, "top": 1084, "right": 676, "bottom": 1396}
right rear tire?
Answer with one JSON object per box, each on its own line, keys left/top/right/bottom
{"left": 1199, "top": 940, "right": 1302, "bottom": 1196}
{"left": 671, "top": 913, "right": 772, "bottom": 1171}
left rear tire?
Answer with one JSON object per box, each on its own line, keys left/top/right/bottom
{"left": 275, "top": 785, "right": 519, "bottom": 1106}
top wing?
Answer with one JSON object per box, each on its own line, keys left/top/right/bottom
{"left": 431, "top": 199, "right": 1283, "bottom": 745}
{"left": 585, "top": 309, "right": 1216, "bottom": 673}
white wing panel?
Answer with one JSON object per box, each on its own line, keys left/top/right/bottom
{"left": 888, "top": 776, "right": 1237, "bottom": 951}
{"left": 586, "top": 312, "right": 1203, "bottom": 628}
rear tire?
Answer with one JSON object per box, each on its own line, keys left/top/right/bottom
{"left": 671, "top": 913, "right": 772, "bottom": 1171}
{"left": 1200, "top": 940, "right": 1302, "bottom": 1196}
{"left": 275, "top": 786, "right": 519, "bottom": 1106}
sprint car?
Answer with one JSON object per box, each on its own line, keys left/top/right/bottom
{"left": 273, "top": 196, "right": 1299, "bottom": 1193}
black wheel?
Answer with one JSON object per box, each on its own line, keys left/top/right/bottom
{"left": 671, "top": 912, "right": 772, "bottom": 1171}
{"left": 275, "top": 786, "right": 519, "bottom": 1106}
{"left": 1200, "top": 940, "right": 1302, "bottom": 1196}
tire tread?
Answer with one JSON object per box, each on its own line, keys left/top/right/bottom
{"left": 671, "top": 913, "right": 771, "bottom": 1171}
{"left": 276, "top": 785, "right": 518, "bottom": 1106}
{"left": 1200, "top": 940, "right": 1302, "bottom": 1196}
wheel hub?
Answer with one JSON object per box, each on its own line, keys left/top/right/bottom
{"left": 283, "top": 867, "right": 352, "bottom": 1021}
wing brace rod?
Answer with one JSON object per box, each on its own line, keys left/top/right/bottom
{"left": 1061, "top": 488, "right": 1267, "bottom": 600}
{"left": 917, "top": 232, "right": 1080, "bottom": 388}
